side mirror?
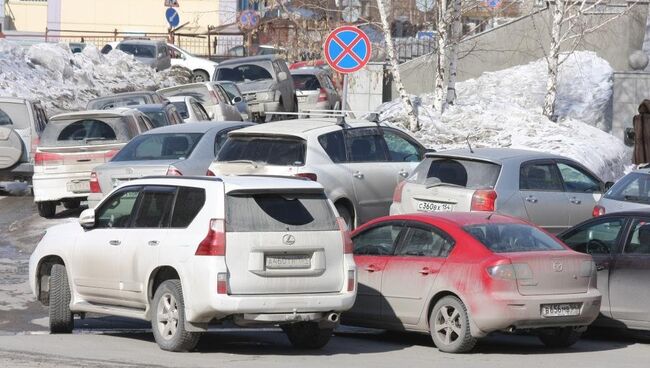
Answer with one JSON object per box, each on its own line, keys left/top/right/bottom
{"left": 79, "top": 208, "right": 96, "bottom": 229}
{"left": 604, "top": 181, "right": 615, "bottom": 192}
{"left": 232, "top": 96, "right": 243, "bottom": 104}
{"left": 624, "top": 127, "right": 635, "bottom": 147}
{"left": 277, "top": 71, "right": 288, "bottom": 81}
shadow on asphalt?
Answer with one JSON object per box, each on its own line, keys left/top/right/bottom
{"left": 52, "top": 205, "right": 87, "bottom": 220}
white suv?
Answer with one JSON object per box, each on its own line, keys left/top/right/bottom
{"left": 29, "top": 176, "right": 356, "bottom": 352}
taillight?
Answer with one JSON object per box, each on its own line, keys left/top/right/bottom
{"left": 34, "top": 152, "right": 63, "bottom": 166}
{"left": 166, "top": 166, "right": 183, "bottom": 176}
{"left": 486, "top": 262, "right": 532, "bottom": 280}
{"left": 347, "top": 269, "right": 355, "bottom": 292}
{"left": 592, "top": 205, "right": 605, "bottom": 217}
{"left": 206, "top": 169, "right": 216, "bottom": 176}
{"left": 318, "top": 88, "right": 328, "bottom": 102}
{"left": 296, "top": 173, "right": 317, "bottom": 181}
{"left": 393, "top": 180, "right": 406, "bottom": 203}
{"left": 337, "top": 217, "right": 353, "bottom": 254}
{"left": 195, "top": 219, "right": 226, "bottom": 256}
{"left": 216, "top": 272, "right": 228, "bottom": 294}
{"left": 471, "top": 189, "right": 497, "bottom": 211}
{"left": 89, "top": 171, "right": 101, "bottom": 193}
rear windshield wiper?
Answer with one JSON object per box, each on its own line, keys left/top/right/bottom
{"left": 225, "top": 159, "right": 259, "bottom": 167}
{"left": 426, "top": 182, "right": 465, "bottom": 189}
{"left": 85, "top": 137, "right": 111, "bottom": 143}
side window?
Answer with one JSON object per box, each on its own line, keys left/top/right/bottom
{"left": 561, "top": 218, "right": 625, "bottom": 255}
{"left": 195, "top": 103, "right": 210, "bottom": 121}
{"left": 397, "top": 226, "right": 454, "bottom": 257}
{"left": 141, "top": 115, "right": 155, "bottom": 130}
{"left": 137, "top": 116, "right": 149, "bottom": 132}
{"left": 34, "top": 106, "right": 48, "bottom": 133}
{"left": 318, "top": 131, "right": 346, "bottom": 163}
{"left": 519, "top": 163, "right": 563, "bottom": 191}
{"left": 133, "top": 188, "right": 176, "bottom": 228}
{"left": 383, "top": 129, "right": 422, "bottom": 162}
{"left": 159, "top": 46, "right": 168, "bottom": 58}
{"left": 215, "top": 86, "right": 229, "bottom": 104}
{"left": 346, "top": 128, "right": 388, "bottom": 163}
{"left": 96, "top": 188, "right": 141, "bottom": 228}
{"left": 557, "top": 162, "right": 601, "bottom": 193}
{"left": 171, "top": 187, "right": 206, "bottom": 228}
{"left": 214, "top": 130, "right": 232, "bottom": 156}
{"left": 624, "top": 219, "right": 650, "bottom": 255}
{"left": 353, "top": 223, "right": 403, "bottom": 255}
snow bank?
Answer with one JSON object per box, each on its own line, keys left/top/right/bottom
{"left": 379, "top": 51, "right": 630, "bottom": 182}
{"left": 0, "top": 41, "right": 191, "bottom": 114}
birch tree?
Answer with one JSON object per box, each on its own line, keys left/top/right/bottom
{"left": 434, "top": 0, "right": 450, "bottom": 112}
{"left": 446, "top": 0, "right": 462, "bottom": 105}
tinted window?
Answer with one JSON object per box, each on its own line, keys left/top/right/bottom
{"left": 353, "top": 224, "right": 403, "bottom": 255}
{"left": 561, "top": 218, "right": 624, "bottom": 255}
{"left": 57, "top": 119, "right": 116, "bottom": 142}
{"left": 226, "top": 193, "right": 337, "bottom": 232}
{"left": 384, "top": 130, "right": 421, "bottom": 162}
{"left": 133, "top": 189, "right": 175, "bottom": 228}
{"left": 318, "top": 131, "right": 346, "bottom": 163}
{"left": 346, "top": 129, "right": 387, "bottom": 162}
{"left": 220, "top": 83, "right": 242, "bottom": 101}
{"left": 557, "top": 163, "right": 601, "bottom": 193}
{"left": 215, "top": 62, "right": 274, "bottom": 82}
{"left": 624, "top": 219, "right": 650, "bottom": 254}
{"left": 214, "top": 130, "right": 231, "bottom": 156}
{"left": 112, "top": 133, "right": 203, "bottom": 161}
{"left": 172, "top": 101, "right": 189, "bottom": 119}
{"left": 171, "top": 187, "right": 206, "bottom": 228}
{"left": 117, "top": 44, "right": 156, "bottom": 58}
{"left": 34, "top": 106, "right": 49, "bottom": 133}
{"left": 604, "top": 172, "right": 650, "bottom": 204}
{"left": 423, "top": 158, "right": 500, "bottom": 189}
{"left": 520, "top": 163, "right": 563, "bottom": 191}
{"left": 398, "top": 227, "right": 454, "bottom": 257}
{"left": 96, "top": 188, "right": 140, "bottom": 228}
{"left": 141, "top": 111, "right": 170, "bottom": 128}
{"left": 464, "top": 223, "right": 565, "bottom": 253}
{"left": 293, "top": 74, "right": 321, "bottom": 90}
{"left": 161, "top": 85, "right": 213, "bottom": 105}
{"left": 217, "top": 136, "right": 306, "bottom": 166}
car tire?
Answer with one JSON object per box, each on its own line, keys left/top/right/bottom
{"left": 335, "top": 204, "right": 354, "bottom": 230}
{"left": 283, "top": 322, "right": 333, "bottom": 349}
{"left": 152, "top": 280, "right": 201, "bottom": 352}
{"left": 192, "top": 70, "right": 210, "bottom": 83}
{"left": 429, "top": 296, "right": 477, "bottom": 353}
{"left": 538, "top": 327, "right": 582, "bottom": 348}
{"left": 62, "top": 199, "right": 81, "bottom": 210}
{"left": 37, "top": 201, "right": 57, "bottom": 218}
{"left": 49, "top": 264, "right": 74, "bottom": 334}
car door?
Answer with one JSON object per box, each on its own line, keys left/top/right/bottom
{"left": 382, "top": 128, "right": 425, "bottom": 185}
{"left": 556, "top": 160, "right": 604, "bottom": 226}
{"left": 560, "top": 216, "right": 628, "bottom": 319}
{"left": 71, "top": 186, "right": 142, "bottom": 304}
{"left": 346, "top": 222, "right": 405, "bottom": 324}
{"left": 380, "top": 222, "right": 454, "bottom": 326}
{"left": 519, "top": 160, "right": 570, "bottom": 233}
{"left": 609, "top": 217, "right": 650, "bottom": 323}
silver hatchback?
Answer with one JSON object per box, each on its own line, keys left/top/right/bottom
{"left": 594, "top": 168, "right": 650, "bottom": 216}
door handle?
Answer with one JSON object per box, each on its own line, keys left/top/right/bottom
{"left": 525, "top": 196, "right": 538, "bottom": 203}
{"left": 353, "top": 171, "right": 365, "bottom": 179}
{"left": 569, "top": 197, "right": 582, "bottom": 205}
{"left": 398, "top": 170, "right": 409, "bottom": 178}
{"left": 365, "top": 264, "right": 380, "bottom": 272}
{"left": 419, "top": 267, "right": 432, "bottom": 275}
{"left": 148, "top": 240, "right": 160, "bottom": 247}
{"left": 109, "top": 240, "right": 121, "bottom": 246}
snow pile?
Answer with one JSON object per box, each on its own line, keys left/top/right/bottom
{"left": 0, "top": 41, "right": 191, "bottom": 113}
{"left": 380, "top": 51, "right": 630, "bottom": 181}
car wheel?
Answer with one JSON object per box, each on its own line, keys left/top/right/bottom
{"left": 152, "top": 280, "right": 201, "bottom": 352}
{"left": 62, "top": 199, "right": 81, "bottom": 210}
{"left": 283, "top": 322, "right": 333, "bottom": 349}
{"left": 430, "top": 296, "right": 477, "bottom": 353}
{"left": 335, "top": 204, "right": 354, "bottom": 230}
{"left": 538, "top": 327, "right": 583, "bottom": 348}
{"left": 37, "top": 201, "right": 57, "bottom": 218}
{"left": 49, "top": 264, "right": 74, "bottom": 333}
{"left": 192, "top": 70, "right": 209, "bottom": 83}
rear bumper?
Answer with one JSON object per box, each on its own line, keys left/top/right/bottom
{"left": 32, "top": 171, "right": 90, "bottom": 202}
{"left": 0, "top": 163, "right": 33, "bottom": 181}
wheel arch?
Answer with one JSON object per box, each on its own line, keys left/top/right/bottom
{"left": 333, "top": 197, "right": 356, "bottom": 228}
{"left": 147, "top": 265, "right": 181, "bottom": 302}
{"left": 36, "top": 255, "right": 65, "bottom": 305}
{"left": 426, "top": 290, "right": 485, "bottom": 338}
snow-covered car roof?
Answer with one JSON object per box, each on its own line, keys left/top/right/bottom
{"left": 227, "top": 118, "right": 383, "bottom": 137}
{"left": 142, "top": 121, "right": 251, "bottom": 135}
{"left": 427, "top": 147, "right": 568, "bottom": 163}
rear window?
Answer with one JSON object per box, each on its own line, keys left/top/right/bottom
{"left": 217, "top": 136, "right": 306, "bottom": 166}
{"left": 215, "top": 62, "right": 274, "bottom": 83}
{"left": 464, "top": 223, "right": 565, "bottom": 253}
{"left": 112, "top": 133, "right": 203, "bottom": 161}
{"left": 161, "top": 86, "right": 213, "bottom": 105}
{"left": 226, "top": 192, "right": 337, "bottom": 232}
{"left": 172, "top": 102, "right": 189, "bottom": 119}
{"left": 604, "top": 172, "right": 650, "bottom": 204}
{"left": 419, "top": 158, "right": 501, "bottom": 189}
{"left": 141, "top": 111, "right": 170, "bottom": 128}
{"left": 0, "top": 103, "right": 29, "bottom": 129}
{"left": 41, "top": 118, "right": 130, "bottom": 146}
{"left": 293, "top": 74, "right": 321, "bottom": 90}
{"left": 117, "top": 44, "right": 156, "bottom": 58}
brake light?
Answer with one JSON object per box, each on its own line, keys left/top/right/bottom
{"left": 166, "top": 166, "right": 183, "bottom": 176}
{"left": 296, "top": 173, "right": 317, "bottom": 181}
{"left": 206, "top": 169, "right": 216, "bottom": 176}
{"left": 216, "top": 272, "right": 228, "bottom": 294}
{"left": 195, "top": 219, "right": 226, "bottom": 256}
{"left": 318, "top": 88, "right": 328, "bottom": 102}
{"left": 337, "top": 217, "right": 353, "bottom": 254}
{"left": 592, "top": 205, "right": 606, "bottom": 217}
{"left": 89, "top": 171, "right": 101, "bottom": 193}
{"left": 30, "top": 137, "right": 40, "bottom": 158}
{"left": 209, "top": 90, "right": 220, "bottom": 104}
{"left": 347, "top": 269, "right": 355, "bottom": 292}
{"left": 393, "top": 180, "right": 406, "bottom": 203}
{"left": 487, "top": 262, "right": 533, "bottom": 280}
{"left": 34, "top": 152, "right": 63, "bottom": 166}
{"left": 471, "top": 189, "right": 497, "bottom": 211}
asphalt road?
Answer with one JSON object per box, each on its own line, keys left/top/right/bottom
{"left": 1, "top": 195, "right": 650, "bottom": 367}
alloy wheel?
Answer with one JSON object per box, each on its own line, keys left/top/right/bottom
{"left": 434, "top": 305, "right": 463, "bottom": 346}
{"left": 156, "top": 292, "right": 179, "bottom": 340}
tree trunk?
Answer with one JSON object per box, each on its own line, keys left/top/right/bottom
{"left": 543, "top": 1, "right": 564, "bottom": 121}
{"left": 446, "top": 0, "right": 462, "bottom": 105}
{"left": 377, "top": 0, "right": 419, "bottom": 131}
{"left": 434, "top": 0, "right": 449, "bottom": 112}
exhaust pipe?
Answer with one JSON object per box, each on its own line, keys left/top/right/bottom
{"left": 326, "top": 312, "right": 340, "bottom": 323}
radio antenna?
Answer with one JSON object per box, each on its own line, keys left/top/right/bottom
{"left": 466, "top": 134, "right": 474, "bottom": 154}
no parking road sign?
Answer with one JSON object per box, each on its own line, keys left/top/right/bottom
{"left": 324, "top": 26, "right": 371, "bottom": 74}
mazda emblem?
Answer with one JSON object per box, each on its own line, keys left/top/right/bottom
{"left": 552, "top": 261, "right": 563, "bottom": 272}
{"left": 282, "top": 234, "right": 296, "bottom": 245}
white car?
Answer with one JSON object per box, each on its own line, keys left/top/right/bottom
{"left": 29, "top": 176, "right": 357, "bottom": 352}
{"left": 168, "top": 44, "right": 219, "bottom": 82}
{"left": 167, "top": 96, "right": 211, "bottom": 123}
{"left": 158, "top": 82, "right": 243, "bottom": 122}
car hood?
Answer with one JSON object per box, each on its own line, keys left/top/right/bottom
{"left": 235, "top": 80, "right": 276, "bottom": 94}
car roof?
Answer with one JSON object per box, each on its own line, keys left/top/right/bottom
{"left": 427, "top": 147, "right": 566, "bottom": 163}
{"left": 229, "top": 118, "right": 381, "bottom": 136}
{"left": 124, "top": 175, "right": 325, "bottom": 192}
{"left": 50, "top": 108, "right": 137, "bottom": 120}
{"left": 0, "top": 97, "right": 33, "bottom": 104}
{"left": 91, "top": 91, "right": 157, "bottom": 100}
{"left": 119, "top": 40, "right": 164, "bottom": 45}
{"left": 218, "top": 54, "right": 284, "bottom": 65}
{"left": 142, "top": 121, "right": 252, "bottom": 134}
{"left": 167, "top": 96, "right": 192, "bottom": 102}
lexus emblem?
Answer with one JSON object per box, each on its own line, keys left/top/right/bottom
{"left": 282, "top": 234, "right": 296, "bottom": 245}
{"left": 552, "top": 261, "right": 563, "bottom": 272}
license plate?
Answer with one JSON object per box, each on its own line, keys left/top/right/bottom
{"left": 298, "top": 96, "right": 308, "bottom": 102}
{"left": 66, "top": 180, "right": 90, "bottom": 193}
{"left": 541, "top": 303, "right": 581, "bottom": 317}
{"left": 416, "top": 200, "right": 454, "bottom": 212}
{"left": 265, "top": 255, "right": 311, "bottom": 269}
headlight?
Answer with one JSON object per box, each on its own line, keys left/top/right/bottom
{"left": 256, "top": 92, "right": 274, "bottom": 101}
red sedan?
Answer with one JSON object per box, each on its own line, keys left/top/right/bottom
{"left": 342, "top": 212, "right": 601, "bottom": 353}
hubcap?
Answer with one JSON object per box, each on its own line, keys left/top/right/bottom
{"left": 434, "top": 305, "right": 462, "bottom": 346}
{"left": 156, "top": 292, "right": 179, "bottom": 340}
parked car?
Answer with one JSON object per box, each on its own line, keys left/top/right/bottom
{"left": 29, "top": 175, "right": 356, "bottom": 351}
{"left": 167, "top": 43, "right": 219, "bottom": 82}
{"left": 391, "top": 148, "right": 608, "bottom": 234}
{"left": 208, "top": 119, "right": 427, "bottom": 228}
{"left": 227, "top": 44, "right": 286, "bottom": 57}
{"left": 290, "top": 60, "right": 343, "bottom": 90}
{"left": 32, "top": 109, "right": 153, "bottom": 218}
{"left": 157, "top": 82, "right": 242, "bottom": 122}
{"left": 100, "top": 42, "right": 120, "bottom": 54}
{"left": 558, "top": 211, "right": 650, "bottom": 332}
{"left": 86, "top": 91, "right": 168, "bottom": 110}
{"left": 68, "top": 42, "right": 86, "bottom": 54}
{"left": 291, "top": 68, "right": 340, "bottom": 115}
{"left": 214, "top": 55, "right": 297, "bottom": 122}
{"left": 168, "top": 96, "right": 211, "bottom": 123}
{"left": 133, "top": 103, "right": 185, "bottom": 127}
{"left": 117, "top": 40, "right": 171, "bottom": 71}
{"left": 87, "top": 121, "right": 251, "bottom": 207}
{"left": 593, "top": 169, "right": 649, "bottom": 216}
{"left": 0, "top": 98, "right": 48, "bottom": 187}
{"left": 216, "top": 81, "right": 251, "bottom": 121}
{"left": 344, "top": 212, "right": 601, "bottom": 353}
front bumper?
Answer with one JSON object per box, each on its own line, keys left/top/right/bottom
{"left": 32, "top": 171, "right": 90, "bottom": 202}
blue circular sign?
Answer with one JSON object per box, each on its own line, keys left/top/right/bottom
{"left": 324, "top": 26, "right": 371, "bottom": 74}
{"left": 165, "top": 7, "right": 180, "bottom": 28}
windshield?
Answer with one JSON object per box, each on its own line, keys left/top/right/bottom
{"left": 41, "top": 117, "right": 130, "bottom": 146}
{"left": 217, "top": 136, "right": 306, "bottom": 166}
{"left": 464, "top": 223, "right": 565, "bottom": 253}
{"left": 292, "top": 74, "right": 321, "bottom": 90}
{"left": 0, "top": 103, "right": 29, "bottom": 129}
{"left": 215, "top": 62, "right": 274, "bottom": 83}
{"left": 117, "top": 44, "right": 156, "bottom": 58}
{"left": 604, "top": 172, "right": 650, "bottom": 204}
{"left": 112, "top": 133, "right": 203, "bottom": 161}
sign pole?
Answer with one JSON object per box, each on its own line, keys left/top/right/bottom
{"left": 341, "top": 74, "right": 349, "bottom": 111}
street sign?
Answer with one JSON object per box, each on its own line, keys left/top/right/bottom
{"left": 164, "top": 0, "right": 179, "bottom": 7}
{"left": 239, "top": 10, "right": 260, "bottom": 31}
{"left": 165, "top": 8, "right": 180, "bottom": 28}
{"left": 485, "top": 0, "right": 502, "bottom": 8}
{"left": 324, "top": 26, "right": 371, "bottom": 74}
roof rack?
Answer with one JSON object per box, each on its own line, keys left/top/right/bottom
{"left": 265, "top": 109, "right": 381, "bottom": 127}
